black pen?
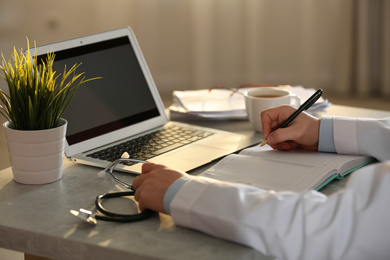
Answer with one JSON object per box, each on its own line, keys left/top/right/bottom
{"left": 261, "top": 89, "right": 323, "bottom": 147}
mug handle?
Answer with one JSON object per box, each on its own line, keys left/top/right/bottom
{"left": 291, "top": 94, "right": 300, "bottom": 108}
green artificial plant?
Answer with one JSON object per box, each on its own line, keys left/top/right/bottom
{"left": 0, "top": 39, "right": 98, "bottom": 130}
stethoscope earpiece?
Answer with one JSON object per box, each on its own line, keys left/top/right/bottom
{"left": 70, "top": 208, "right": 98, "bottom": 225}
{"left": 97, "top": 170, "right": 106, "bottom": 179}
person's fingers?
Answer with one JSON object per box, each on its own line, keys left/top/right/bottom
{"left": 133, "top": 175, "right": 167, "bottom": 213}
{"left": 133, "top": 183, "right": 144, "bottom": 207}
{"left": 132, "top": 174, "right": 145, "bottom": 191}
{"left": 273, "top": 140, "right": 299, "bottom": 150}
{"left": 132, "top": 175, "right": 151, "bottom": 201}
{"left": 261, "top": 105, "right": 296, "bottom": 138}
{"left": 133, "top": 185, "right": 147, "bottom": 211}
{"left": 267, "top": 127, "right": 300, "bottom": 145}
{"left": 141, "top": 162, "right": 158, "bottom": 174}
{"left": 132, "top": 162, "right": 156, "bottom": 190}
{"left": 132, "top": 165, "right": 155, "bottom": 190}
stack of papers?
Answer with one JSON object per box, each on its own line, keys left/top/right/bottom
{"left": 169, "top": 86, "right": 331, "bottom": 120}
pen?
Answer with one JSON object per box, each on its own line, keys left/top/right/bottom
{"left": 261, "top": 89, "right": 323, "bottom": 147}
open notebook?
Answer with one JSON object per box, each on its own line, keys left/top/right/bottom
{"left": 200, "top": 146, "right": 375, "bottom": 192}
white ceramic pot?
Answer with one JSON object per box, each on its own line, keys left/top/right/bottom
{"left": 3, "top": 118, "right": 68, "bottom": 185}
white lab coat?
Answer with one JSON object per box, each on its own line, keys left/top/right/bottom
{"left": 169, "top": 117, "right": 390, "bottom": 260}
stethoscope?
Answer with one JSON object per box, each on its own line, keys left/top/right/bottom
{"left": 70, "top": 155, "right": 154, "bottom": 225}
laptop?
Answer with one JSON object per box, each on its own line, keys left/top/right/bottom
{"left": 32, "top": 27, "right": 255, "bottom": 174}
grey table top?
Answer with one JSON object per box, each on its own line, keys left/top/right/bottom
{"left": 0, "top": 160, "right": 274, "bottom": 260}
{"left": 0, "top": 105, "right": 389, "bottom": 260}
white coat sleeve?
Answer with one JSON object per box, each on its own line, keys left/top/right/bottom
{"left": 169, "top": 117, "right": 390, "bottom": 260}
{"left": 331, "top": 116, "right": 390, "bottom": 161}
{"left": 170, "top": 163, "right": 390, "bottom": 260}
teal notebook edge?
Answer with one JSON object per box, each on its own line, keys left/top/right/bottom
{"left": 315, "top": 158, "right": 377, "bottom": 191}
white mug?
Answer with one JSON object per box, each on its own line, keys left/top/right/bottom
{"left": 244, "top": 88, "right": 300, "bottom": 132}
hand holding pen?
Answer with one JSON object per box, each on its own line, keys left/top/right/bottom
{"left": 260, "top": 89, "right": 323, "bottom": 151}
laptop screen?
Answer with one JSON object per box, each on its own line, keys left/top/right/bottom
{"left": 37, "top": 36, "right": 160, "bottom": 145}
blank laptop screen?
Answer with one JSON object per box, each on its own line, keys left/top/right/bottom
{"left": 37, "top": 36, "right": 160, "bottom": 145}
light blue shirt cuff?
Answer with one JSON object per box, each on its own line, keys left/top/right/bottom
{"left": 318, "top": 115, "right": 336, "bottom": 153}
{"left": 163, "top": 176, "right": 190, "bottom": 215}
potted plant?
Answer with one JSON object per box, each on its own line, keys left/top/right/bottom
{"left": 0, "top": 40, "right": 98, "bottom": 184}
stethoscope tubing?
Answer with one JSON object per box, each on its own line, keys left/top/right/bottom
{"left": 95, "top": 191, "right": 154, "bottom": 222}
{"left": 71, "top": 158, "right": 154, "bottom": 224}
{"left": 93, "top": 158, "right": 154, "bottom": 223}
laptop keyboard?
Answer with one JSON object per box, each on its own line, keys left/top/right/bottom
{"left": 86, "top": 125, "right": 214, "bottom": 166}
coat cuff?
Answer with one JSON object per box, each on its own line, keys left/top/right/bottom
{"left": 169, "top": 177, "right": 217, "bottom": 226}
{"left": 333, "top": 116, "right": 359, "bottom": 155}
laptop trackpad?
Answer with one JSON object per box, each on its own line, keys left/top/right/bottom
{"left": 149, "top": 144, "right": 230, "bottom": 172}
{"left": 169, "top": 144, "right": 228, "bottom": 161}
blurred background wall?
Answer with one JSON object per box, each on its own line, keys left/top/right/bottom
{"left": 0, "top": 0, "right": 389, "bottom": 100}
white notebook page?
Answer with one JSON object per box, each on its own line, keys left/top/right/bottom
{"left": 200, "top": 146, "right": 371, "bottom": 192}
